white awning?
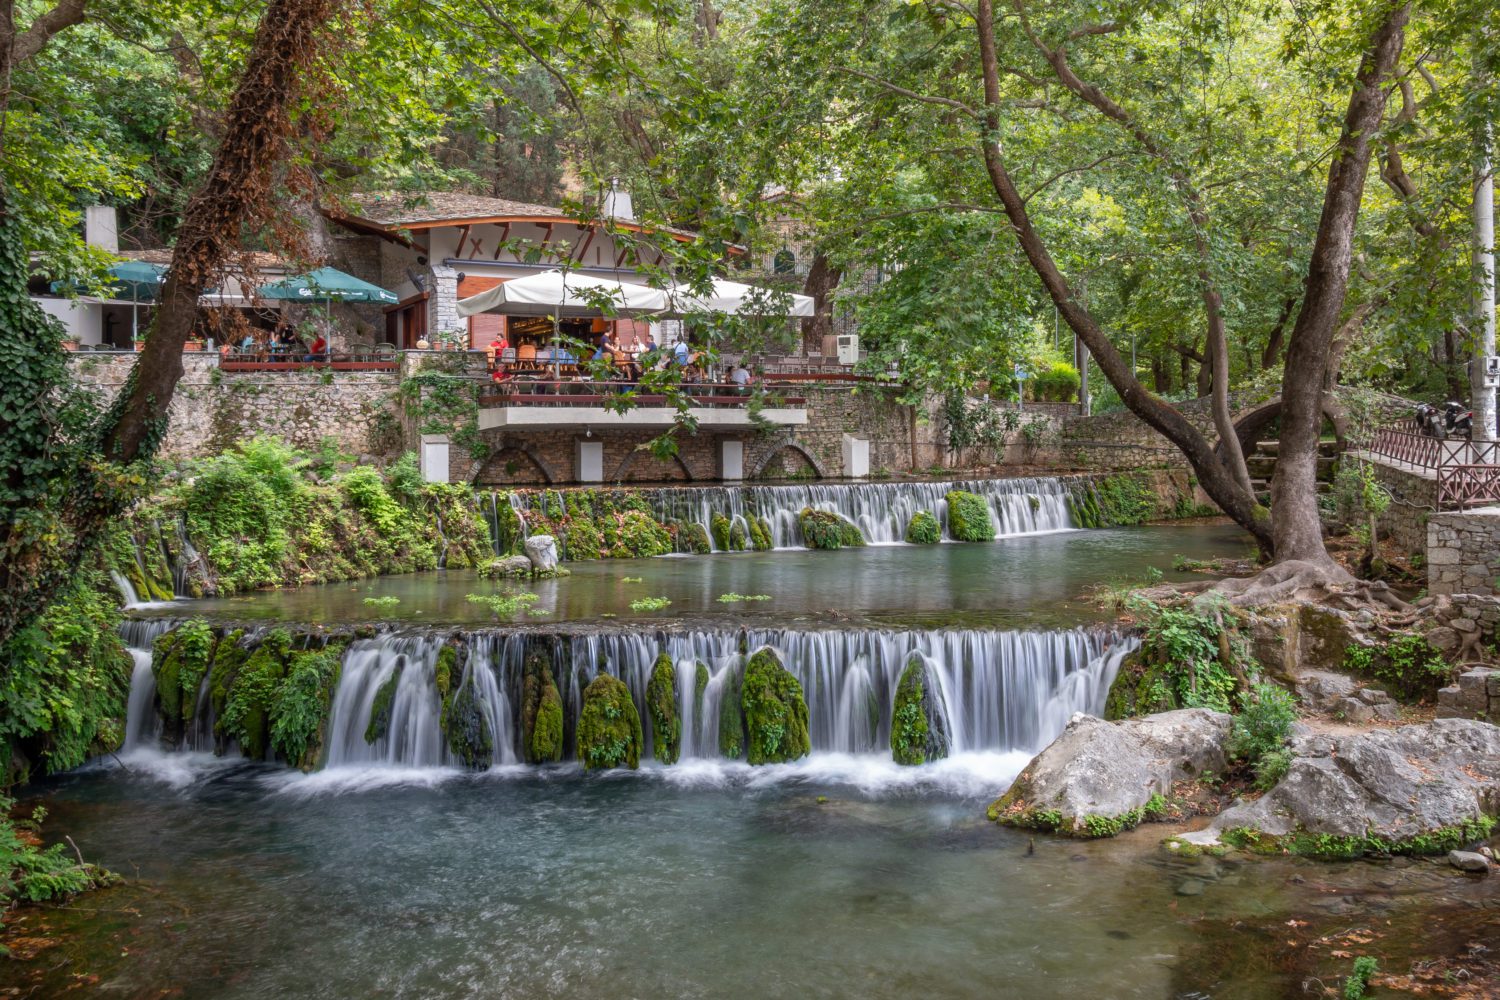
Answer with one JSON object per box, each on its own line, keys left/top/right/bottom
{"left": 665, "top": 278, "right": 815, "bottom": 317}
{"left": 456, "top": 269, "right": 668, "bottom": 318}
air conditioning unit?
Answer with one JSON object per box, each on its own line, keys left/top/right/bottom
{"left": 836, "top": 334, "right": 860, "bottom": 366}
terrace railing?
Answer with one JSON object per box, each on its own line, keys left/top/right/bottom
{"left": 478, "top": 380, "right": 804, "bottom": 409}
{"left": 1363, "top": 425, "right": 1500, "bottom": 508}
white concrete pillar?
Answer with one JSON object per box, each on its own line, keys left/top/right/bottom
{"left": 720, "top": 439, "right": 745, "bottom": 481}
{"left": 576, "top": 439, "right": 604, "bottom": 482}
{"left": 841, "top": 435, "right": 870, "bottom": 478}
{"left": 420, "top": 434, "right": 450, "bottom": 483}
{"left": 85, "top": 206, "right": 118, "bottom": 252}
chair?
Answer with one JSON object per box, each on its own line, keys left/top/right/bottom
{"left": 373, "top": 343, "right": 397, "bottom": 361}
{"left": 499, "top": 348, "right": 516, "bottom": 365}
{"left": 517, "top": 343, "right": 538, "bottom": 363}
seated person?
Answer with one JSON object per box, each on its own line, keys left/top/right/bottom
{"left": 275, "top": 329, "right": 298, "bottom": 354}
{"left": 239, "top": 332, "right": 257, "bottom": 355}
{"left": 672, "top": 339, "right": 690, "bottom": 367}
{"left": 729, "top": 363, "right": 751, "bottom": 394}
{"left": 486, "top": 334, "right": 508, "bottom": 368}
{"left": 304, "top": 334, "right": 328, "bottom": 361}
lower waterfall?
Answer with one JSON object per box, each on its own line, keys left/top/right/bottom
{"left": 122, "top": 623, "right": 1134, "bottom": 769}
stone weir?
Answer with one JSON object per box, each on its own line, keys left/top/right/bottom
{"left": 485, "top": 475, "right": 1102, "bottom": 558}
{"left": 121, "top": 620, "right": 1136, "bottom": 772}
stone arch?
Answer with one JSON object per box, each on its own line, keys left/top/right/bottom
{"left": 471, "top": 442, "right": 556, "bottom": 486}
{"left": 1216, "top": 393, "right": 1347, "bottom": 463}
{"left": 751, "top": 442, "right": 826, "bottom": 480}
{"left": 610, "top": 448, "right": 694, "bottom": 484}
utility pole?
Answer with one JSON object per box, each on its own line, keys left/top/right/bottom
{"left": 1473, "top": 132, "right": 1496, "bottom": 442}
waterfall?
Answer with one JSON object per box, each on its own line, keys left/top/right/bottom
{"left": 120, "top": 619, "right": 177, "bottom": 750}
{"left": 497, "top": 477, "right": 1078, "bottom": 553}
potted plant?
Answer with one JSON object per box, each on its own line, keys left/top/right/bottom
{"left": 59, "top": 334, "right": 80, "bottom": 351}
{"left": 184, "top": 336, "right": 205, "bottom": 352}
{"left": 133, "top": 335, "right": 147, "bottom": 352}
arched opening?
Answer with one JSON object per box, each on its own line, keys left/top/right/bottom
{"left": 612, "top": 449, "right": 693, "bottom": 484}
{"left": 754, "top": 444, "right": 821, "bottom": 481}
{"left": 475, "top": 447, "right": 552, "bottom": 486}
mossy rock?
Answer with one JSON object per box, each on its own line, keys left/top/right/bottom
{"left": 945, "top": 491, "right": 995, "bottom": 542}
{"left": 576, "top": 672, "right": 643, "bottom": 770}
{"left": 1102, "top": 647, "right": 1179, "bottom": 720}
{"left": 208, "top": 630, "right": 248, "bottom": 745}
{"left": 798, "top": 508, "right": 865, "bottom": 550}
{"left": 222, "top": 629, "right": 292, "bottom": 760}
{"left": 602, "top": 511, "right": 672, "bottom": 559}
{"left": 729, "top": 520, "right": 748, "bottom": 551}
{"left": 891, "top": 656, "right": 950, "bottom": 766}
{"left": 560, "top": 514, "right": 603, "bottom": 561}
{"left": 748, "top": 515, "right": 773, "bottom": 551}
{"left": 647, "top": 653, "right": 680, "bottom": 764}
{"left": 718, "top": 666, "right": 746, "bottom": 759}
{"left": 364, "top": 661, "right": 405, "bottom": 744}
{"left": 694, "top": 661, "right": 710, "bottom": 745}
{"left": 677, "top": 521, "right": 712, "bottom": 555}
{"left": 904, "top": 510, "right": 940, "bottom": 545}
{"left": 442, "top": 673, "right": 493, "bottom": 768}
{"left": 741, "top": 649, "right": 811, "bottom": 764}
{"left": 270, "top": 642, "right": 344, "bottom": 769}
{"left": 711, "top": 513, "right": 732, "bottom": 551}
{"left": 521, "top": 653, "right": 564, "bottom": 764}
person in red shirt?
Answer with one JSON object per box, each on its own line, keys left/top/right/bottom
{"left": 304, "top": 334, "right": 328, "bottom": 361}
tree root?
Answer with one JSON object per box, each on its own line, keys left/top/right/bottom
{"left": 1198, "top": 559, "right": 1410, "bottom": 613}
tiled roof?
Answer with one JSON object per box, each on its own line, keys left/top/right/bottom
{"left": 340, "top": 191, "right": 702, "bottom": 241}
{"left": 117, "top": 248, "right": 290, "bottom": 269}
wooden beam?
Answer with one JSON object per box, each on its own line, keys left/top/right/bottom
{"left": 491, "top": 222, "right": 511, "bottom": 259}
{"left": 573, "top": 225, "right": 597, "bottom": 267}
{"left": 454, "top": 224, "right": 472, "bottom": 258}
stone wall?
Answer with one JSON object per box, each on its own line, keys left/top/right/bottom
{"left": 1427, "top": 506, "right": 1500, "bottom": 597}
{"left": 67, "top": 351, "right": 402, "bottom": 460}
{"left": 1351, "top": 455, "right": 1439, "bottom": 557}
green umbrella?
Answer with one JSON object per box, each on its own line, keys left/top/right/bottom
{"left": 256, "top": 267, "right": 398, "bottom": 304}
{"left": 51, "top": 261, "right": 169, "bottom": 343}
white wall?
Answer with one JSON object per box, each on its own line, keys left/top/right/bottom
{"left": 35, "top": 297, "right": 102, "bottom": 344}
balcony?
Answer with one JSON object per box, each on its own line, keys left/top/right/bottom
{"left": 475, "top": 381, "right": 808, "bottom": 431}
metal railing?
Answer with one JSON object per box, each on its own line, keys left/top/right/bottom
{"left": 477, "top": 380, "right": 804, "bottom": 409}
{"left": 1364, "top": 425, "right": 1500, "bottom": 509}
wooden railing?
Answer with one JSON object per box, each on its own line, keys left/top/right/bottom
{"left": 218, "top": 351, "right": 399, "bottom": 373}
{"left": 478, "top": 380, "right": 803, "bottom": 408}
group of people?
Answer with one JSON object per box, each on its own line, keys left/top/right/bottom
{"left": 483, "top": 330, "right": 760, "bottom": 394}
{"left": 224, "top": 321, "right": 328, "bottom": 361}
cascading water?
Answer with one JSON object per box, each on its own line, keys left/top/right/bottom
{"left": 117, "top": 625, "right": 1132, "bottom": 769}
{"left": 120, "top": 619, "right": 178, "bottom": 751}
{"left": 496, "top": 477, "right": 1079, "bottom": 553}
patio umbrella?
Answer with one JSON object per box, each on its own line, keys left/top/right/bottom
{"left": 256, "top": 266, "right": 399, "bottom": 305}
{"left": 456, "top": 270, "right": 670, "bottom": 378}
{"left": 52, "top": 260, "right": 168, "bottom": 342}
{"left": 664, "top": 278, "right": 815, "bottom": 317}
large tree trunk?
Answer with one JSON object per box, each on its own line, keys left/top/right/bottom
{"left": 973, "top": 0, "right": 1272, "bottom": 552}
{"left": 799, "top": 251, "right": 842, "bottom": 355}
{"left": 1269, "top": 3, "right": 1409, "bottom": 567}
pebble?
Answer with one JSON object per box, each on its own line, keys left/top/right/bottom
{"left": 1448, "top": 850, "right": 1492, "bottom": 874}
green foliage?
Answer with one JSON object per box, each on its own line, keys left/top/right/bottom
{"left": 441, "top": 666, "right": 494, "bottom": 769}
{"left": 1106, "top": 598, "right": 1244, "bottom": 717}
{"left": 1343, "top": 633, "right": 1451, "bottom": 701}
{"left": 676, "top": 521, "right": 712, "bottom": 554}
{"left": 944, "top": 491, "right": 994, "bottom": 542}
{"left": 1071, "top": 476, "right": 1158, "bottom": 529}
{"left": 0, "top": 797, "right": 113, "bottom": 905}
{"left": 362, "top": 596, "right": 401, "bottom": 609}
{"left": 1343, "top": 957, "right": 1378, "bottom": 1000}
{"left": 466, "top": 591, "right": 541, "bottom": 618}
{"left": 364, "top": 662, "right": 404, "bottom": 745}
{"left": 718, "top": 665, "right": 746, "bottom": 759}
{"left": 153, "top": 618, "right": 215, "bottom": 729}
{"left": 798, "top": 507, "right": 866, "bottom": 550}
{"left": 747, "top": 515, "right": 774, "bottom": 552}
{"left": 716, "top": 593, "right": 772, "bottom": 603}
{"left": 221, "top": 629, "right": 292, "bottom": 761}
{"left": 575, "top": 673, "right": 642, "bottom": 770}
{"left": 629, "top": 596, "right": 672, "bottom": 612}
{"left": 904, "top": 510, "right": 940, "bottom": 544}
{"left": 0, "top": 569, "right": 132, "bottom": 781}
{"left": 646, "top": 654, "right": 680, "bottom": 764}
{"left": 1030, "top": 360, "right": 1080, "bottom": 402}
{"left": 1229, "top": 683, "right": 1298, "bottom": 790}
{"left": 1223, "top": 815, "right": 1497, "bottom": 860}
{"left": 891, "top": 658, "right": 945, "bottom": 766}
{"left": 711, "top": 512, "right": 732, "bottom": 551}
{"left": 270, "top": 644, "right": 344, "bottom": 768}
{"left": 740, "top": 650, "right": 811, "bottom": 764}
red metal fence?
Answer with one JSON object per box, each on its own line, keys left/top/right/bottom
{"left": 1364, "top": 426, "right": 1500, "bottom": 509}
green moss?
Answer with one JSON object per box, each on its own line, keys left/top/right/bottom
{"left": 1220, "top": 815, "right": 1498, "bottom": 859}
{"left": 729, "top": 520, "right": 748, "bottom": 552}
{"left": 441, "top": 671, "right": 493, "bottom": 768}
{"left": 891, "top": 657, "right": 947, "bottom": 765}
{"left": 945, "top": 491, "right": 995, "bottom": 541}
{"left": 989, "top": 793, "right": 1168, "bottom": 838}
{"left": 521, "top": 653, "right": 564, "bottom": 764}
{"left": 677, "top": 521, "right": 712, "bottom": 555}
{"left": 798, "top": 508, "right": 865, "bottom": 550}
{"left": 1072, "top": 474, "right": 1158, "bottom": 528}
{"left": 434, "top": 645, "right": 456, "bottom": 702}
{"left": 364, "top": 661, "right": 405, "bottom": 744}
{"left": 220, "top": 629, "right": 292, "bottom": 760}
{"left": 576, "top": 672, "right": 643, "bottom": 770}
{"left": 904, "top": 510, "right": 940, "bottom": 545}
{"left": 270, "top": 642, "right": 344, "bottom": 769}
{"left": 748, "top": 515, "right": 773, "bottom": 551}
{"left": 711, "top": 513, "right": 732, "bottom": 551}
{"left": 152, "top": 619, "right": 215, "bottom": 733}
{"left": 741, "top": 649, "right": 811, "bottom": 764}
{"left": 559, "top": 513, "right": 604, "bottom": 561}
{"left": 208, "top": 630, "right": 248, "bottom": 742}
{"left": 718, "top": 666, "right": 746, "bottom": 759}
{"left": 694, "top": 661, "right": 710, "bottom": 745}
{"left": 647, "top": 653, "right": 680, "bottom": 764}
{"left": 601, "top": 511, "right": 672, "bottom": 559}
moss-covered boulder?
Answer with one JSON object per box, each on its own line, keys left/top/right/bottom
{"left": 891, "top": 657, "right": 951, "bottom": 765}
{"left": 711, "top": 513, "right": 732, "bottom": 551}
{"left": 521, "top": 652, "right": 564, "bottom": 763}
{"left": 576, "top": 672, "right": 643, "bottom": 770}
{"left": 364, "top": 661, "right": 405, "bottom": 744}
{"left": 748, "top": 515, "right": 773, "bottom": 551}
{"left": 729, "top": 520, "right": 748, "bottom": 551}
{"left": 207, "top": 630, "right": 248, "bottom": 748}
{"left": 647, "top": 653, "right": 680, "bottom": 764}
{"left": 152, "top": 619, "right": 215, "bottom": 735}
{"left": 602, "top": 511, "right": 672, "bottom": 558}
{"left": 559, "top": 514, "right": 604, "bottom": 561}
{"left": 676, "top": 521, "right": 712, "bottom": 555}
{"left": 221, "top": 628, "right": 293, "bottom": 760}
{"left": 798, "top": 508, "right": 865, "bottom": 550}
{"left": 741, "top": 649, "right": 811, "bottom": 764}
{"left": 945, "top": 491, "right": 995, "bottom": 542}
{"left": 270, "top": 642, "right": 344, "bottom": 769}
{"left": 442, "top": 673, "right": 493, "bottom": 768}
{"left": 904, "top": 511, "right": 940, "bottom": 545}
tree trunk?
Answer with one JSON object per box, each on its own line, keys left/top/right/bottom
{"left": 1269, "top": 2, "right": 1409, "bottom": 566}
{"left": 799, "top": 250, "right": 842, "bottom": 356}
{"left": 972, "top": 0, "right": 1272, "bottom": 552}
{"left": 1260, "top": 296, "right": 1297, "bottom": 369}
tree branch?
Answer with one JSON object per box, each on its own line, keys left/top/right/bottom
{"left": 10, "top": 0, "right": 87, "bottom": 65}
{"left": 838, "top": 67, "right": 978, "bottom": 115}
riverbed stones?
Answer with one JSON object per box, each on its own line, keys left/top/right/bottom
{"left": 741, "top": 649, "right": 811, "bottom": 764}
{"left": 576, "top": 672, "right": 642, "bottom": 770}
{"left": 1448, "top": 850, "right": 1492, "bottom": 873}
{"left": 891, "top": 656, "right": 950, "bottom": 765}
{"left": 525, "top": 534, "right": 559, "bottom": 572}
{"left": 1186, "top": 719, "right": 1500, "bottom": 854}
{"left": 988, "top": 709, "right": 1232, "bottom": 836}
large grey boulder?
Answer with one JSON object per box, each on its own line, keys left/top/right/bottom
{"left": 988, "top": 708, "right": 1232, "bottom": 835}
{"left": 524, "top": 535, "right": 559, "bottom": 572}
{"left": 1185, "top": 719, "right": 1500, "bottom": 850}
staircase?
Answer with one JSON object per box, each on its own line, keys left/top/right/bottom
{"left": 1245, "top": 439, "right": 1339, "bottom": 503}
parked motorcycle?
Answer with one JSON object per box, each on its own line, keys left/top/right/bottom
{"left": 1415, "top": 403, "right": 1443, "bottom": 438}
{"left": 1444, "top": 401, "right": 1474, "bottom": 441}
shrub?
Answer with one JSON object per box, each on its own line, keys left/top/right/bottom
{"left": 1343, "top": 632, "right": 1451, "bottom": 701}
{"left": 905, "top": 510, "right": 940, "bottom": 544}
{"left": 1228, "top": 683, "right": 1298, "bottom": 789}
{"left": 0, "top": 797, "right": 113, "bottom": 904}
{"left": 1031, "top": 359, "right": 1080, "bottom": 402}
{"left": 270, "top": 644, "right": 344, "bottom": 768}
{"left": 944, "top": 491, "right": 995, "bottom": 541}
{"left": 576, "top": 673, "right": 642, "bottom": 770}
{"left": 798, "top": 508, "right": 866, "bottom": 550}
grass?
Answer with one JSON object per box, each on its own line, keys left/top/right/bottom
{"left": 716, "top": 593, "right": 772, "bottom": 603}
{"left": 629, "top": 596, "right": 672, "bottom": 612}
